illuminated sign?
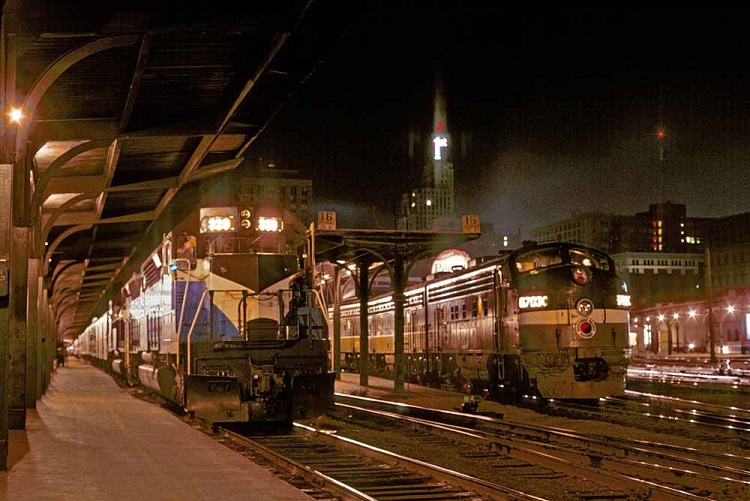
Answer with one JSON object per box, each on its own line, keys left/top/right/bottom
{"left": 461, "top": 215, "right": 480, "bottom": 233}
{"left": 317, "top": 211, "right": 336, "bottom": 231}
{"left": 519, "top": 295, "right": 548, "bottom": 309}
{"left": 616, "top": 294, "right": 631, "bottom": 307}
{"left": 433, "top": 136, "right": 448, "bottom": 160}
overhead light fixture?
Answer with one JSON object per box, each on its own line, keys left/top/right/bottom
{"left": 8, "top": 107, "right": 23, "bottom": 124}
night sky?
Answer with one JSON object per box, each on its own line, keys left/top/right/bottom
{"left": 249, "top": 3, "right": 750, "bottom": 234}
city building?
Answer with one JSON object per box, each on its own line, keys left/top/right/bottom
{"left": 527, "top": 202, "right": 710, "bottom": 255}
{"left": 527, "top": 212, "right": 617, "bottom": 252}
{"left": 234, "top": 160, "right": 312, "bottom": 253}
{"left": 701, "top": 211, "right": 750, "bottom": 293}
{"left": 629, "top": 212, "right": 750, "bottom": 356}
{"left": 237, "top": 160, "right": 312, "bottom": 228}
{"left": 611, "top": 252, "right": 704, "bottom": 309}
{"left": 459, "top": 223, "right": 522, "bottom": 259}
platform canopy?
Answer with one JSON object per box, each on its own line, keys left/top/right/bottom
{"left": 312, "top": 228, "right": 480, "bottom": 267}
{"left": 311, "top": 227, "right": 481, "bottom": 391}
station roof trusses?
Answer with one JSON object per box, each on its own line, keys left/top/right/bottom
{"left": 1, "top": 1, "right": 363, "bottom": 340}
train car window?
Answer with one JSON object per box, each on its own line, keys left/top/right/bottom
{"left": 569, "top": 248, "right": 610, "bottom": 271}
{"left": 514, "top": 249, "right": 563, "bottom": 272}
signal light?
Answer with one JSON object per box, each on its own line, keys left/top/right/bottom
{"left": 657, "top": 130, "right": 665, "bottom": 139}
{"left": 239, "top": 208, "right": 252, "bottom": 231}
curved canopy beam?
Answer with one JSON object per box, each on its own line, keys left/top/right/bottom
{"left": 20, "top": 35, "right": 140, "bottom": 137}
{"left": 31, "top": 139, "right": 112, "bottom": 218}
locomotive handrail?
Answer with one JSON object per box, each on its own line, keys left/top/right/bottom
{"left": 311, "top": 288, "right": 332, "bottom": 336}
{"left": 171, "top": 257, "right": 193, "bottom": 374}
{"left": 186, "top": 289, "right": 209, "bottom": 375}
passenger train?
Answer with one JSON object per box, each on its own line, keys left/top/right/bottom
{"left": 336, "top": 241, "right": 631, "bottom": 401}
{"left": 72, "top": 201, "right": 336, "bottom": 424}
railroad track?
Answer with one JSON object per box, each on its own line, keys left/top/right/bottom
{"left": 333, "top": 392, "right": 750, "bottom": 500}
{"left": 135, "top": 374, "right": 749, "bottom": 499}
{"left": 605, "top": 393, "right": 750, "bottom": 430}
{"left": 545, "top": 392, "right": 750, "bottom": 443}
{"left": 217, "top": 422, "right": 543, "bottom": 500}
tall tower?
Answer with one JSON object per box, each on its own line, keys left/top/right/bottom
{"left": 657, "top": 83, "right": 667, "bottom": 203}
{"left": 398, "top": 73, "right": 456, "bottom": 230}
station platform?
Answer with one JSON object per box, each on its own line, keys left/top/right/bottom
{"left": 0, "top": 358, "right": 315, "bottom": 501}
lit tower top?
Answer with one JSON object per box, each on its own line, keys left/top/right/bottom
{"left": 432, "top": 76, "right": 448, "bottom": 162}
{"left": 430, "top": 76, "right": 453, "bottom": 193}
{"left": 397, "top": 69, "right": 456, "bottom": 231}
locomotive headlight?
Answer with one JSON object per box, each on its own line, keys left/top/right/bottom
{"left": 257, "top": 216, "right": 283, "bottom": 232}
{"left": 576, "top": 298, "right": 594, "bottom": 315}
{"left": 616, "top": 294, "right": 631, "bottom": 307}
{"left": 240, "top": 218, "right": 252, "bottom": 229}
{"left": 572, "top": 266, "right": 590, "bottom": 285}
{"left": 200, "top": 215, "right": 235, "bottom": 233}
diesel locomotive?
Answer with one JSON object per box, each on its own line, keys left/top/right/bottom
{"left": 336, "top": 241, "right": 631, "bottom": 401}
{"left": 72, "top": 201, "right": 336, "bottom": 424}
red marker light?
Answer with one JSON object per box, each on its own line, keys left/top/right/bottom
{"left": 580, "top": 322, "right": 592, "bottom": 334}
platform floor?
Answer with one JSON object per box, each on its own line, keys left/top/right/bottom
{"left": 0, "top": 358, "right": 314, "bottom": 501}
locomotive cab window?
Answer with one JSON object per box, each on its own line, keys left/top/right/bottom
{"left": 568, "top": 248, "right": 610, "bottom": 271}
{"left": 515, "top": 249, "right": 563, "bottom": 273}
